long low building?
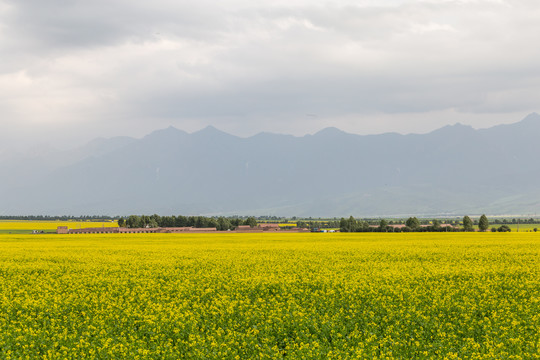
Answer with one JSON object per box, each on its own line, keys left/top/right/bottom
{"left": 57, "top": 226, "right": 218, "bottom": 234}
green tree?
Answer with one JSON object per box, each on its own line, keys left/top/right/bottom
{"left": 463, "top": 216, "right": 474, "bottom": 232}
{"left": 244, "top": 217, "right": 258, "bottom": 228}
{"left": 339, "top": 218, "right": 348, "bottom": 232}
{"left": 405, "top": 217, "right": 420, "bottom": 230}
{"left": 161, "top": 216, "right": 175, "bottom": 227}
{"left": 348, "top": 216, "right": 358, "bottom": 232}
{"left": 478, "top": 214, "right": 489, "bottom": 232}
{"left": 217, "top": 217, "right": 232, "bottom": 231}
{"left": 194, "top": 216, "right": 207, "bottom": 228}
{"left": 126, "top": 215, "right": 142, "bottom": 228}
{"left": 175, "top": 215, "right": 188, "bottom": 227}
{"left": 117, "top": 218, "right": 125, "bottom": 227}
{"left": 207, "top": 218, "right": 218, "bottom": 229}
{"left": 140, "top": 215, "right": 151, "bottom": 228}
{"left": 379, "top": 219, "right": 389, "bottom": 232}
{"left": 340, "top": 216, "right": 359, "bottom": 232}
{"left": 151, "top": 214, "right": 161, "bottom": 226}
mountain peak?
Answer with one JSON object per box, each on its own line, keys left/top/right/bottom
{"left": 312, "top": 127, "right": 349, "bottom": 137}
{"left": 429, "top": 122, "right": 474, "bottom": 136}
{"left": 194, "top": 125, "right": 223, "bottom": 134}
{"left": 192, "top": 125, "right": 238, "bottom": 140}
{"left": 520, "top": 112, "right": 540, "bottom": 124}
{"left": 142, "top": 126, "right": 188, "bottom": 143}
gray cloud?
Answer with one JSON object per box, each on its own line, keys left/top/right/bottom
{"left": 0, "top": 0, "right": 539, "bottom": 150}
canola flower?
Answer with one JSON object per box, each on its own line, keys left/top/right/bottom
{"left": 0, "top": 232, "right": 538, "bottom": 359}
{"left": 0, "top": 221, "right": 118, "bottom": 231}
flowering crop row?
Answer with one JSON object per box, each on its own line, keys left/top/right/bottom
{"left": 0, "top": 221, "right": 118, "bottom": 231}
{"left": 0, "top": 233, "right": 538, "bottom": 359}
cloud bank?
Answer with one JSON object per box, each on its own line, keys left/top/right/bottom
{"left": 1, "top": 0, "right": 539, "bottom": 148}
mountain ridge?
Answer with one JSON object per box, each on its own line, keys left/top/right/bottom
{"left": 1, "top": 113, "right": 540, "bottom": 217}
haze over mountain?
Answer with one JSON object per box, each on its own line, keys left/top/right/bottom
{"left": 2, "top": 113, "right": 540, "bottom": 217}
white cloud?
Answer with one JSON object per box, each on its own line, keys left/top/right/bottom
{"left": 0, "top": 0, "right": 539, "bottom": 148}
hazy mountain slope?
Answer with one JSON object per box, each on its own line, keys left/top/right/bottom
{"left": 0, "top": 136, "right": 137, "bottom": 215}
{"left": 2, "top": 113, "right": 540, "bottom": 216}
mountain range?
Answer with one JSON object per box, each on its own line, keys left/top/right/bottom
{"left": 2, "top": 113, "right": 540, "bottom": 217}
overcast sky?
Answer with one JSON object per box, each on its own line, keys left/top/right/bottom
{"left": 1, "top": 0, "right": 539, "bottom": 150}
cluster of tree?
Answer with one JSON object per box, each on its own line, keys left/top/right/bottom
{"left": 339, "top": 217, "right": 370, "bottom": 232}
{"left": 117, "top": 214, "right": 257, "bottom": 231}
{"left": 339, "top": 216, "right": 450, "bottom": 233}
{"left": 491, "top": 225, "right": 511, "bottom": 232}
{"left": 339, "top": 215, "right": 493, "bottom": 233}
{"left": 492, "top": 218, "right": 540, "bottom": 224}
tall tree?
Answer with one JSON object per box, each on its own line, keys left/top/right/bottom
{"left": 406, "top": 217, "right": 420, "bottom": 230}
{"left": 478, "top": 214, "right": 489, "bottom": 232}
{"left": 175, "top": 215, "right": 188, "bottom": 227}
{"left": 339, "top": 218, "right": 348, "bottom": 232}
{"left": 217, "top": 217, "right": 232, "bottom": 231}
{"left": 348, "top": 216, "right": 358, "bottom": 232}
{"left": 463, "top": 215, "right": 474, "bottom": 231}
{"left": 126, "top": 215, "right": 142, "bottom": 228}
{"left": 379, "top": 219, "right": 389, "bottom": 232}
{"left": 244, "top": 217, "right": 258, "bottom": 228}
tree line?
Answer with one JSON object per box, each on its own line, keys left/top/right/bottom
{"left": 117, "top": 214, "right": 258, "bottom": 231}
{"left": 339, "top": 215, "right": 512, "bottom": 232}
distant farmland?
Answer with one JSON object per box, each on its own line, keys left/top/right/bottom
{"left": 0, "top": 220, "right": 118, "bottom": 234}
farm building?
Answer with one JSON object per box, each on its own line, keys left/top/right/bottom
{"left": 59, "top": 226, "right": 218, "bottom": 234}
{"left": 235, "top": 225, "right": 263, "bottom": 233}
{"left": 259, "top": 223, "right": 281, "bottom": 231}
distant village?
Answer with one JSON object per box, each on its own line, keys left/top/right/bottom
{"left": 38, "top": 213, "right": 539, "bottom": 235}
{"left": 57, "top": 223, "right": 310, "bottom": 234}
{"left": 52, "top": 215, "right": 537, "bottom": 234}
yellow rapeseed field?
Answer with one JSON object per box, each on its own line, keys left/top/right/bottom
{"left": 0, "top": 232, "right": 538, "bottom": 359}
{"left": 0, "top": 221, "right": 118, "bottom": 231}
